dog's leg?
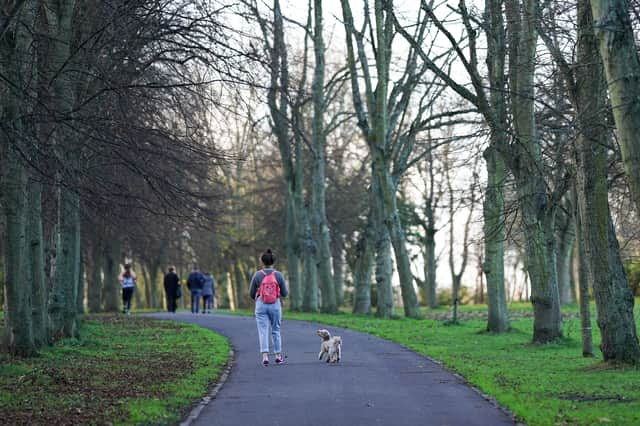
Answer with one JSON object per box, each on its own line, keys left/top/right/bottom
{"left": 337, "top": 344, "right": 341, "bottom": 362}
{"left": 319, "top": 346, "right": 327, "bottom": 360}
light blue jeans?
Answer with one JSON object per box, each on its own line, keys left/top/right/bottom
{"left": 255, "top": 298, "right": 282, "bottom": 354}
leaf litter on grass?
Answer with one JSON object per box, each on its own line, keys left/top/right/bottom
{"left": 0, "top": 314, "right": 227, "bottom": 425}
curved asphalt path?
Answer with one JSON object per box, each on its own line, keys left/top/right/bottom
{"left": 149, "top": 312, "right": 515, "bottom": 426}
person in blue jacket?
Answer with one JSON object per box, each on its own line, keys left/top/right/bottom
{"left": 187, "top": 265, "right": 205, "bottom": 314}
{"left": 202, "top": 272, "right": 216, "bottom": 314}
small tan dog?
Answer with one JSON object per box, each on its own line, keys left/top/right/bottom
{"left": 316, "top": 329, "right": 342, "bottom": 363}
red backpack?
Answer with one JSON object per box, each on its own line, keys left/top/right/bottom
{"left": 259, "top": 270, "right": 280, "bottom": 304}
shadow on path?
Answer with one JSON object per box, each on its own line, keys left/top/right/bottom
{"left": 149, "top": 312, "right": 516, "bottom": 426}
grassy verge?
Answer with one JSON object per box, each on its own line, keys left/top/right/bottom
{"left": 223, "top": 302, "right": 640, "bottom": 425}
{"left": 0, "top": 315, "right": 230, "bottom": 425}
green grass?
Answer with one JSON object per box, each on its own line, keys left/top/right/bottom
{"left": 0, "top": 315, "right": 230, "bottom": 425}
{"left": 223, "top": 301, "right": 640, "bottom": 425}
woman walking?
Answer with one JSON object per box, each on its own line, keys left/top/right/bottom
{"left": 249, "top": 249, "right": 288, "bottom": 366}
{"left": 118, "top": 263, "right": 137, "bottom": 315}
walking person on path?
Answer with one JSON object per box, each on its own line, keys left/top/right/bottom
{"left": 249, "top": 248, "right": 288, "bottom": 366}
{"left": 187, "top": 265, "right": 205, "bottom": 314}
{"left": 163, "top": 267, "right": 181, "bottom": 313}
{"left": 202, "top": 272, "right": 216, "bottom": 314}
{"left": 118, "top": 263, "right": 137, "bottom": 315}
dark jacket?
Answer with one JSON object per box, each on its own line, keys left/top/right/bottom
{"left": 164, "top": 271, "right": 180, "bottom": 296}
{"left": 249, "top": 268, "right": 288, "bottom": 300}
{"left": 187, "top": 270, "right": 205, "bottom": 291}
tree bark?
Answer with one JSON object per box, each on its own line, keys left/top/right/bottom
{"left": 46, "top": 0, "right": 80, "bottom": 339}
{"left": 353, "top": 215, "right": 374, "bottom": 314}
{"left": 266, "top": 0, "right": 303, "bottom": 311}
{"left": 557, "top": 211, "right": 576, "bottom": 304}
{"left": 370, "top": 106, "right": 419, "bottom": 317}
{"left": 481, "top": 0, "right": 510, "bottom": 332}
{"left": 50, "top": 187, "right": 80, "bottom": 338}
{"left": 574, "top": 0, "right": 640, "bottom": 363}
{"left": 575, "top": 198, "right": 594, "bottom": 357}
{"left": 332, "top": 234, "right": 346, "bottom": 308}
{"left": 234, "top": 261, "right": 248, "bottom": 309}
{"left": 311, "top": 0, "right": 336, "bottom": 313}
{"left": 2, "top": 144, "right": 36, "bottom": 356}
{"left": 27, "top": 178, "right": 48, "bottom": 346}
{"left": 88, "top": 240, "right": 103, "bottom": 312}
{"left": 369, "top": 38, "right": 420, "bottom": 316}
{"left": 590, "top": 0, "right": 640, "bottom": 213}
{"left": 506, "top": 0, "right": 562, "bottom": 343}
{"left": 302, "top": 209, "right": 319, "bottom": 312}
{"left": 103, "top": 239, "right": 121, "bottom": 312}
{"left": 484, "top": 147, "right": 510, "bottom": 332}
{"left": 1, "top": 0, "right": 39, "bottom": 356}
{"left": 574, "top": 0, "right": 640, "bottom": 364}
{"left": 371, "top": 176, "right": 395, "bottom": 318}
{"left": 422, "top": 203, "right": 438, "bottom": 309}
{"left": 76, "top": 254, "right": 84, "bottom": 314}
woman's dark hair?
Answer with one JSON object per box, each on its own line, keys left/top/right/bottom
{"left": 261, "top": 249, "right": 276, "bottom": 266}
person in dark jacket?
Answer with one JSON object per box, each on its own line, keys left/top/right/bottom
{"left": 163, "top": 267, "right": 181, "bottom": 313}
{"left": 187, "top": 265, "right": 205, "bottom": 314}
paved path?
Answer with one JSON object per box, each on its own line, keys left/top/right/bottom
{"left": 150, "top": 312, "right": 515, "bottom": 426}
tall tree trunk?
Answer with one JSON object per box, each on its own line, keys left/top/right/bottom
{"left": 288, "top": 130, "right": 304, "bottom": 311}
{"left": 2, "top": 144, "right": 36, "bottom": 356}
{"left": 353, "top": 216, "right": 374, "bottom": 314}
{"left": 387, "top": 196, "right": 420, "bottom": 317}
{"left": 28, "top": 178, "right": 48, "bottom": 346}
{"left": 557, "top": 212, "right": 576, "bottom": 304}
{"left": 142, "top": 265, "right": 152, "bottom": 309}
{"left": 423, "top": 208, "right": 438, "bottom": 309}
{"left": 575, "top": 0, "right": 640, "bottom": 363}
{"left": 47, "top": 0, "right": 80, "bottom": 339}
{"left": 234, "top": 260, "right": 248, "bottom": 309}
{"left": 88, "top": 240, "right": 102, "bottom": 313}
{"left": 483, "top": 0, "right": 510, "bottom": 332}
{"left": 50, "top": 188, "right": 80, "bottom": 338}
{"left": 266, "top": 0, "right": 303, "bottom": 311}
{"left": 374, "top": 226, "right": 394, "bottom": 318}
{"left": 370, "top": 0, "right": 419, "bottom": 318}
{"left": 302, "top": 210, "right": 319, "bottom": 312}
{"left": 521, "top": 214, "right": 562, "bottom": 341}
{"left": 150, "top": 263, "right": 160, "bottom": 309}
{"left": 590, "top": 0, "right": 640, "bottom": 213}
{"left": 226, "top": 270, "right": 236, "bottom": 310}
{"left": 311, "top": 0, "right": 336, "bottom": 313}
{"left": 575, "top": 198, "right": 594, "bottom": 357}
{"left": 332, "top": 234, "right": 345, "bottom": 308}
{"left": 484, "top": 147, "right": 510, "bottom": 332}
{"left": 506, "top": 0, "right": 562, "bottom": 343}
{"left": 76, "top": 254, "right": 84, "bottom": 314}
{"left": 103, "top": 239, "right": 121, "bottom": 312}
{"left": 371, "top": 156, "right": 419, "bottom": 317}
{"left": 286, "top": 193, "right": 303, "bottom": 310}
{"left": 451, "top": 275, "right": 462, "bottom": 323}
{"left": 1, "top": 0, "right": 39, "bottom": 356}
{"left": 371, "top": 177, "right": 394, "bottom": 318}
